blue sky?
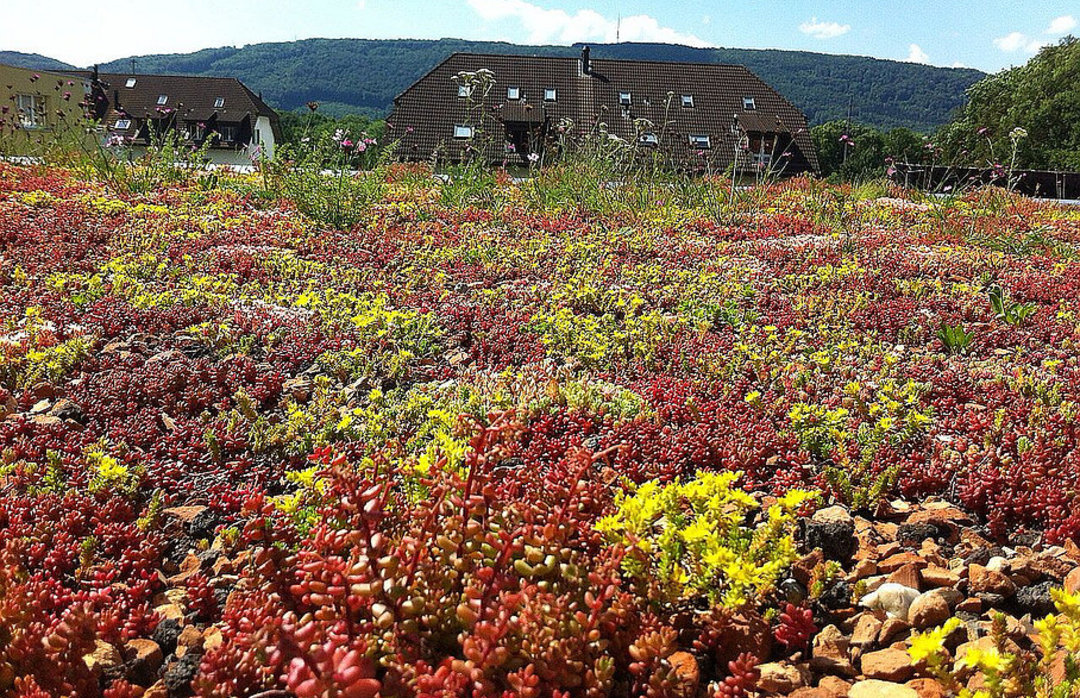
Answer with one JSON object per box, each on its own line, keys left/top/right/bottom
{"left": 2, "top": 0, "right": 1075, "bottom": 71}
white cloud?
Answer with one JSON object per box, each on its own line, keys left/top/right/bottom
{"left": 993, "top": 30, "right": 1051, "bottom": 53}
{"left": 906, "top": 43, "right": 930, "bottom": 63}
{"left": 466, "top": 0, "right": 710, "bottom": 47}
{"left": 798, "top": 17, "right": 850, "bottom": 40}
{"left": 951, "top": 61, "right": 968, "bottom": 68}
{"left": 1047, "top": 15, "right": 1077, "bottom": 35}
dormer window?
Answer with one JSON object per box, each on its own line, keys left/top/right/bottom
{"left": 681, "top": 94, "right": 694, "bottom": 108}
{"left": 742, "top": 96, "right": 756, "bottom": 110}
{"left": 453, "top": 124, "right": 474, "bottom": 139}
{"left": 125, "top": 78, "right": 137, "bottom": 88}
{"left": 457, "top": 84, "right": 472, "bottom": 98}
{"left": 689, "top": 134, "right": 711, "bottom": 149}
{"left": 639, "top": 132, "right": 659, "bottom": 146}
{"left": 214, "top": 97, "right": 225, "bottom": 108}
{"left": 619, "top": 91, "right": 632, "bottom": 105}
{"left": 156, "top": 94, "right": 168, "bottom": 105}
{"left": 218, "top": 125, "right": 238, "bottom": 142}
{"left": 507, "top": 86, "right": 521, "bottom": 100}
{"left": 114, "top": 118, "right": 132, "bottom": 130}
{"left": 544, "top": 88, "right": 557, "bottom": 102}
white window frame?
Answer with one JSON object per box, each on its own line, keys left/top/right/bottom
{"left": 157, "top": 94, "right": 168, "bottom": 105}
{"left": 506, "top": 86, "right": 521, "bottom": 100}
{"left": 639, "top": 132, "right": 659, "bottom": 146}
{"left": 457, "top": 84, "right": 472, "bottom": 98}
{"left": 16, "top": 94, "right": 43, "bottom": 128}
{"left": 114, "top": 118, "right": 132, "bottom": 130}
{"left": 689, "top": 134, "right": 711, "bottom": 149}
{"left": 453, "top": 124, "right": 474, "bottom": 139}
{"left": 742, "top": 96, "right": 756, "bottom": 110}
{"left": 619, "top": 91, "right": 632, "bottom": 105}
{"left": 681, "top": 94, "right": 694, "bottom": 108}
{"left": 214, "top": 97, "right": 225, "bottom": 108}
{"left": 544, "top": 88, "right": 557, "bottom": 102}
{"left": 125, "top": 77, "right": 137, "bottom": 88}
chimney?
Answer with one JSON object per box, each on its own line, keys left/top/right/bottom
{"left": 581, "top": 45, "right": 591, "bottom": 75}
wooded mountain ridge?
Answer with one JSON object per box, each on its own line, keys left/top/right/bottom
{"left": 3, "top": 39, "right": 985, "bottom": 132}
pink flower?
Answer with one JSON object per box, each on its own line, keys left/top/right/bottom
{"left": 341, "top": 139, "right": 353, "bottom": 148}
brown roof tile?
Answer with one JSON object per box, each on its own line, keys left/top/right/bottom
{"left": 389, "top": 51, "right": 818, "bottom": 173}
{"left": 95, "top": 73, "right": 279, "bottom": 140}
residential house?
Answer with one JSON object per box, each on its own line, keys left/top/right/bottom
{"left": 1, "top": 63, "right": 91, "bottom": 156}
{"left": 388, "top": 48, "right": 818, "bottom": 174}
{"left": 90, "top": 72, "right": 281, "bottom": 165}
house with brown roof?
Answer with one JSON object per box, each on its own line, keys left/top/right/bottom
{"left": 1, "top": 63, "right": 92, "bottom": 157}
{"left": 388, "top": 48, "right": 818, "bottom": 174}
{"left": 90, "top": 71, "right": 282, "bottom": 165}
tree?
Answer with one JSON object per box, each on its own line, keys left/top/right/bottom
{"left": 811, "top": 120, "right": 927, "bottom": 180}
{"left": 939, "top": 36, "right": 1080, "bottom": 170}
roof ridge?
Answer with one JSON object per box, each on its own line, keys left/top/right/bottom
{"left": 446, "top": 51, "right": 751, "bottom": 71}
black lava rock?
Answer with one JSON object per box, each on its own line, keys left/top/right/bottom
{"left": 819, "top": 580, "right": 853, "bottom": 611}
{"left": 188, "top": 508, "right": 221, "bottom": 540}
{"left": 896, "top": 521, "right": 945, "bottom": 546}
{"left": 1014, "top": 580, "right": 1057, "bottom": 617}
{"left": 152, "top": 618, "right": 182, "bottom": 656}
{"left": 804, "top": 519, "right": 856, "bottom": 563}
{"left": 964, "top": 547, "right": 1004, "bottom": 567}
{"left": 164, "top": 652, "right": 201, "bottom": 697}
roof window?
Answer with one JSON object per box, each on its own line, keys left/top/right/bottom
{"left": 689, "top": 134, "right": 711, "bottom": 149}
{"left": 743, "top": 96, "right": 756, "bottom": 110}
{"left": 114, "top": 118, "right": 132, "bottom": 130}
{"left": 156, "top": 94, "right": 168, "bottom": 105}
{"left": 681, "top": 94, "right": 694, "bottom": 108}
{"left": 453, "top": 124, "right": 474, "bottom": 139}
{"left": 619, "top": 91, "right": 632, "bottom": 105}
{"left": 214, "top": 97, "right": 225, "bottom": 108}
{"left": 507, "top": 86, "right": 521, "bottom": 100}
{"left": 544, "top": 88, "right": 557, "bottom": 102}
{"left": 125, "top": 77, "right": 136, "bottom": 88}
{"left": 457, "top": 84, "right": 472, "bottom": 98}
{"left": 639, "top": 132, "right": 659, "bottom": 146}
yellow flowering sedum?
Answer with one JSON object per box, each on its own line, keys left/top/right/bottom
{"left": 596, "top": 470, "right": 816, "bottom": 607}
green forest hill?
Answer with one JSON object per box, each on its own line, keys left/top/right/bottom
{"left": 1, "top": 38, "right": 984, "bottom": 132}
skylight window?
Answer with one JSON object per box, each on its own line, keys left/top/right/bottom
{"left": 507, "top": 86, "right": 521, "bottom": 100}
{"left": 156, "top": 94, "right": 168, "bottom": 105}
{"left": 742, "top": 96, "right": 756, "bottom": 110}
{"left": 114, "top": 119, "right": 132, "bottom": 130}
{"left": 689, "top": 134, "right": 711, "bottom": 149}
{"left": 214, "top": 97, "right": 225, "bottom": 108}
{"left": 544, "top": 88, "right": 557, "bottom": 102}
{"left": 619, "top": 91, "right": 632, "bottom": 105}
{"left": 457, "top": 84, "right": 472, "bottom": 98}
{"left": 681, "top": 94, "right": 694, "bottom": 108}
{"left": 639, "top": 132, "right": 659, "bottom": 146}
{"left": 453, "top": 124, "right": 474, "bottom": 139}
{"left": 125, "top": 78, "right": 137, "bottom": 88}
